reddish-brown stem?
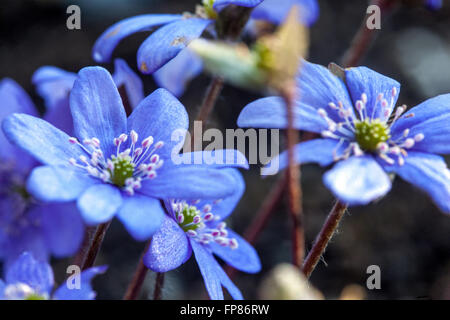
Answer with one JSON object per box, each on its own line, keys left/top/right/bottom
{"left": 282, "top": 84, "right": 304, "bottom": 267}
{"left": 71, "top": 226, "right": 96, "bottom": 268}
{"left": 341, "top": 0, "right": 396, "bottom": 68}
{"left": 302, "top": 201, "right": 348, "bottom": 278}
{"left": 153, "top": 273, "right": 165, "bottom": 300}
{"left": 123, "top": 241, "right": 151, "bottom": 300}
{"left": 225, "top": 172, "right": 287, "bottom": 278}
{"left": 78, "top": 221, "right": 111, "bottom": 270}
{"left": 194, "top": 77, "right": 224, "bottom": 129}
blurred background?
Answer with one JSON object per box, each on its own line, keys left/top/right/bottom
{"left": 1, "top": 0, "right": 450, "bottom": 299}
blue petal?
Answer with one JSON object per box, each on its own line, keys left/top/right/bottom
{"left": 43, "top": 98, "right": 74, "bottom": 134}
{"left": 323, "top": 155, "right": 391, "bottom": 206}
{"left": 190, "top": 240, "right": 224, "bottom": 300}
{"left": 390, "top": 94, "right": 450, "bottom": 155}
{"left": 27, "top": 166, "right": 96, "bottom": 202}
{"left": 127, "top": 88, "right": 188, "bottom": 161}
{"left": 0, "top": 79, "right": 38, "bottom": 171}
{"left": 70, "top": 67, "right": 127, "bottom": 158}
{"left": 382, "top": 152, "right": 450, "bottom": 214}
{"left": 112, "top": 58, "right": 144, "bottom": 110}
{"left": 214, "top": 0, "right": 264, "bottom": 10}
{"left": 345, "top": 66, "right": 400, "bottom": 122}
{"left": 77, "top": 184, "right": 122, "bottom": 225}
{"left": 93, "top": 14, "right": 182, "bottom": 63}
{"left": 210, "top": 229, "right": 261, "bottom": 274}
{"left": 32, "top": 66, "right": 76, "bottom": 111}
{"left": 143, "top": 215, "right": 192, "bottom": 272}
{"left": 251, "top": 0, "right": 319, "bottom": 26}
{"left": 208, "top": 255, "right": 244, "bottom": 300}
{"left": 237, "top": 96, "right": 327, "bottom": 133}
{"left": 426, "top": 0, "right": 442, "bottom": 11}
{"left": 31, "top": 202, "right": 84, "bottom": 258}
{"left": 262, "top": 138, "right": 346, "bottom": 176}
{"left": 153, "top": 48, "right": 203, "bottom": 97}
{"left": 174, "top": 149, "right": 249, "bottom": 169}
{"left": 5, "top": 252, "right": 54, "bottom": 296}
{"left": 296, "top": 60, "right": 355, "bottom": 124}
{"left": 139, "top": 165, "right": 238, "bottom": 200}
{"left": 137, "top": 18, "right": 213, "bottom": 74}
{"left": 2, "top": 113, "right": 83, "bottom": 166}
{"left": 194, "top": 168, "right": 245, "bottom": 221}
{"left": 116, "top": 195, "right": 165, "bottom": 241}
{"left": 0, "top": 279, "right": 5, "bottom": 298}
{"left": 53, "top": 265, "right": 107, "bottom": 300}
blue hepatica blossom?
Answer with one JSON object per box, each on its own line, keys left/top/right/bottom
{"left": 238, "top": 60, "right": 450, "bottom": 213}
{"left": 425, "top": 0, "right": 442, "bottom": 10}
{"left": 0, "top": 59, "right": 144, "bottom": 269}
{"left": 0, "top": 252, "right": 106, "bottom": 300}
{"left": 0, "top": 77, "right": 84, "bottom": 269}
{"left": 92, "top": 0, "right": 318, "bottom": 97}
{"left": 144, "top": 169, "right": 261, "bottom": 300}
{"left": 3, "top": 66, "right": 246, "bottom": 241}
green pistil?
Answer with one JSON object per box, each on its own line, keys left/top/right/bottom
{"left": 354, "top": 119, "right": 390, "bottom": 152}
{"left": 178, "top": 205, "right": 201, "bottom": 232}
{"left": 25, "top": 293, "right": 46, "bottom": 300}
{"left": 202, "top": 0, "right": 217, "bottom": 19}
{"left": 109, "top": 156, "right": 135, "bottom": 187}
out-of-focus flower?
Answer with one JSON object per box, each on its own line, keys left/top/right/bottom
{"left": 238, "top": 60, "right": 450, "bottom": 213}
{"left": 144, "top": 169, "right": 260, "bottom": 300}
{"left": 92, "top": 0, "right": 317, "bottom": 97}
{"left": 259, "top": 263, "right": 323, "bottom": 300}
{"left": 0, "top": 252, "right": 106, "bottom": 300}
{"left": 3, "top": 66, "right": 245, "bottom": 241}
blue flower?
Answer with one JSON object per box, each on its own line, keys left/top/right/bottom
{"left": 144, "top": 169, "right": 261, "bottom": 300}
{"left": 238, "top": 60, "right": 450, "bottom": 213}
{"left": 3, "top": 66, "right": 246, "bottom": 241}
{"left": 0, "top": 252, "right": 106, "bottom": 300}
{"left": 92, "top": 0, "right": 317, "bottom": 97}
{"left": 425, "top": 0, "right": 442, "bottom": 10}
{"left": 0, "top": 77, "right": 84, "bottom": 268}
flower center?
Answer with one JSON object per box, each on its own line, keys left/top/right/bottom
{"left": 196, "top": 0, "right": 217, "bottom": 19}
{"left": 171, "top": 200, "right": 238, "bottom": 249}
{"left": 4, "top": 283, "right": 47, "bottom": 300}
{"left": 68, "top": 130, "right": 164, "bottom": 195}
{"left": 354, "top": 119, "right": 390, "bottom": 152}
{"left": 317, "top": 87, "right": 425, "bottom": 166}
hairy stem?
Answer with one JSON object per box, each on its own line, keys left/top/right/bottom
{"left": 341, "top": 0, "right": 396, "bottom": 68}
{"left": 123, "top": 241, "right": 151, "bottom": 300}
{"left": 153, "top": 273, "right": 165, "bottom": 300}
{"left": 193, "top": 77, "right": 224, "bottom": 132}
{"left": 302, "top": 201, "right": 347, "bottom": 278}
{"left": 78, "top": 221, "right": 111, "bottom": 270}
{"left": 282, "top": 84, "right": 304, "bottom": 267}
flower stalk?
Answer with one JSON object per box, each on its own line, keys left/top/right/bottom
{"left": 123, "top": 241, "right": 151, "bottom": 300}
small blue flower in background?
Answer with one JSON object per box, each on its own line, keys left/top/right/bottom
{"left": 92, "top": 0, "right": 318, "bottom": 97}
{"left": 0, "top": 59, "right": 144, "bottom": 270}
{"left": 238, "top": 60, "right": 450, "bottom": 213}
{"left": 0, "top": 252, "right": 106, "bottom": 300}
{"left": 0, "top": 77, "right": 83, "bottom": 269}
{"left": 3, "top": 66, "right": 247, "bottom": 242}
{"left": 144, "top": 169, "right": 261, "bottom": 300}
{"left": 425, "top": 0, "right": 442, "bottom": 11}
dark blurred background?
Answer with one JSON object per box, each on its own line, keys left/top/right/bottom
{"left": 1, "top": 0, "right": 450, "bottom": 299}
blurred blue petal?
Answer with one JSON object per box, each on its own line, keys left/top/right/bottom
{"left": 382, "top": 152, "right": 450, "bottom": 214}
{"left": 153, "top": 48, "right": 203, "bottom": 97}
{"left": 116, "top": 195, "right": 165, "bottom": 241}
{"left": 27, "top": 166, "right": 96, "bottom": 202}
{"left": 5, "top": 252, "right": 54, "bottom": 296}
{"left": 70, "top": 67, "right": 127, "bottom": 158}
{"left": 143, "top": 215, "right": 191, "bottom": 272}
{"left": 112, "top": 58, "right": 144, "bottom": 109}
{"left": 137, "top": 18, "right": 213, "bottom": 74}
{"left": 345, "top": 66, "right": 400, "bottom": 122}
{"left": 251, "top": 0, "right": 319, "bottom": 26}
{"left": 323, "top": 156, "right": 391, "bottom": 206}
{"left": 53, "top": 265, "right": 107, "bottom": 300}
{"left": 93, "top": 14, "right": 182, "bottom": 63}
{"left": 77, "top": 184, "right": 122, "bottom": 225}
